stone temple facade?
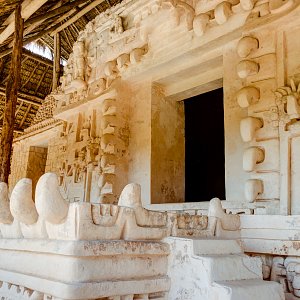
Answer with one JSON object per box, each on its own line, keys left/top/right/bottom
{"left": 2, "top": 0, "right": 300, "bottom": 298}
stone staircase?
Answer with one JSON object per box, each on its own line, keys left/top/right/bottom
{"left": 166, "top": 237, "right": 284, "bottom": 300}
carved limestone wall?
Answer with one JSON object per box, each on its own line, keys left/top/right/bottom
{"left": 46, "top": 88, "right": 129, "bottom": 204}
{"left": 223, "top": 4, "right": 300, "bottom": 214}
{"left": 224, "top": 28, "right": 280, "bottom": 211}
{"left": 0, "top": 175, "right": 171, "bottom": 299}
{"left": 10, "top": 0, "right": 300, "bottom": 208}
{"left": 0, "top": 172, "right": 243, "bottom": 299}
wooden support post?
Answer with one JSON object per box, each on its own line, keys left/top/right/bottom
{"left": 52, "top": 32, "right": 61, "bottom": 91}
{"left": 0, "top": 3, "right": 24, "bottom": 183}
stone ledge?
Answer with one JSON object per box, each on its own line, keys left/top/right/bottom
{"left": 0, "top": 239, "right": 170, "bottom": 256}
{"left": 0, "top": 269, "right": 170, "bottom": 300}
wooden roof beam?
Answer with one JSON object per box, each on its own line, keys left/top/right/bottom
{"left": 8, "top": 1, "right": 64, "bottom": 48}
{"left": 0, "top": 0, "right": 48, "bottom": 44}
{"left": 35, "top": 65, "right": 49, "bottom": 93}
{"left": 0, "top": 22, "right": 62, "bottom": 59}
{"left": 0, "top": 101, "right": 24, "bottom": 121}
{"left": 0, "top": 89, "right": 42, "bottom": 107}
{"left": 25, "top": 0, "right": 90, "bottom": 27}
{"left": 0, "top": 102, "right": 23, "bottom": 122}
{"left": 19, "top": 104, "right": 32, "bottom": 128}
{"left": 0, "top": 128, "right": 23, "bottom": 134}
{"left": 51, "top": 0, "right": 106, "bottom": 35}
{"left": 21, "top": 63, "right": 40, "bottom": 88}
{"left": 23, "top": 52, "right": 53, "bottom": 68}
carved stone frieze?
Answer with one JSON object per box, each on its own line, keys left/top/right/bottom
{"left": 274, "top": 79, "right": 300, "bottom": 129}
{"left": 52, "top": 0, "right": 293, "bottom": 113}
{"left": 253, "top": 254, "right": 300, "bottom": 298}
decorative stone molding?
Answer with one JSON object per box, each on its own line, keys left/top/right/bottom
{"left": 0, "top": 281, "right": 44, "bottom": 300}
{"left": 31, "top": 95, "right": 57, "bottom": 126}
{"left": 236, "top": 86, "right": 260, "bottom": 108}
{"left": 0, "top": 174, "right": 241, "bottom": 300}
{"left": 235, "top": 31, "right": 280, "bottom": 206}
{"left": 275, "top": 79, "right": 300, "bottom": 125}
{"left": 240, "top": 116, "right": 263, "bottom": 142}
{"left": 0, "top": 174, "right": 168, "bottom": 241}
{"left": 0, "top": 173, "right": 171, "bottom": 300}
{"left": 237, "top": 36, "right": 259, "bottom": 58}
{"left": 245, "top": 179, "right": 264, "bottom": 202}
{"left": 237, "top": 59, "right": 260, "bottom": 78}
{"left": 51, "top": 0, "right": 293, "bottom": 113}
{"left": 169, "top": 198, "right": 240, "bottom": 238}
{"left": 243, "top": 147, "right": 265, "bottom": 172}
{"left": 254, "top": 254, "right": 300, "bottom": 298}
{"left": 49, "top": 89, "right": 129, "bottom": 204}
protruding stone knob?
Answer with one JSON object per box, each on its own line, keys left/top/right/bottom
{"left": 117, "top": 53, "right": 130, "bottom": 70}
{"left": 237, "top": 36, "right": 259, "bottom": 58}
{"left": 0, "top": 182, "right": 13, "bottom": 224}
{"left": 118, "top": 183, "right": 142, "bottom": 208}
{"left": 240, "top": 0, "right": 256, "bottom": 11}
{"left": 130, "top": 48, "right": 145, "bottom": 64}
{"left": 214, "top": 2, "right": 232, "bottom": 25}
{"left": 243, "top": 147, "right": 265, "bottom": 172}
{"left": 35, "top": 173, "right": 69, "bottom": 224}
{"left": 104, "top": 61, "right": 117, "bottom": 77}
{"left": 208, "top": 198, "right": 224, "bottom": 218}
{"left": 237, "top": 60, "right": 259, "bottom": 78}
{"left": 193, "top": 14, "right": 210, "bottom": 36}
{"left": 10, "top": 178, "right": 38, "bottom": 225}
{"left": 236, "top": 86, "right": 260, "bottom": 108}
{"left": 240, "top": 117, "right": 263, "bottom": 142}
{"left": 287, "top": 95, "right": 300, "bottom": 119}
{"left": 245, "top": 179, "right": 263, "bottom": 202}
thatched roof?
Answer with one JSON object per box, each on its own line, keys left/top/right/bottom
{"left": 0, "top": 0, "right": 123, "bottom": 134}
{"left": 0, "top": 48, "right": 53, "bottom": 133}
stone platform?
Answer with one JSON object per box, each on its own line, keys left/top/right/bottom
{"left": 0, "top": 240, "right": 170, "bottom": 300}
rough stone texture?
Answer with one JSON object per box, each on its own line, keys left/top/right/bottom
{"left": 166, "top": 237, "right": 284, "bottom": 300}
{"left": 5, "top": 0, "right": 300, "bottom": 299}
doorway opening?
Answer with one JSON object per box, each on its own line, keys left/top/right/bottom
{"left": 184, "top": 88, "right": 225, "bottom": 202}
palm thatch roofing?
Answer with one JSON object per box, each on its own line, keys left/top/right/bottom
{"left": 0, "top": 0, "right": 123, "bottom": 135}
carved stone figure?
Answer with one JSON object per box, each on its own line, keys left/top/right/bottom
{"left": 110, "top": 14, "right": 124, "bottom": 39}
{"left": 75, "top": 149, "right": 87, "bottom": 183}
{"left": 73, "top": 41, "right": 86, "bottom": 81}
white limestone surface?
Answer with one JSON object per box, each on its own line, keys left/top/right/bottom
{"left": 166, "top": 236, "right": 284, "bottom": 300}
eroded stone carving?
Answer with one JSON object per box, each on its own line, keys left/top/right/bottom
{"left": 169, "top": 198, "right": 240, "bottom": 238}
{"left": 0, "top": 174, "right": 168, "bottom": 241}
{"left": 193, "top": 14, "right": 210, "bottom": 36}
{"left": 275, "top": 79, "right": 300, "bottom": 124}
{"left": 257, "top": 255, "right": 300, "bottom": 298}
{"left": 237, "top": 59, "right": 259, "bottom": 78}
{"left": 237, "top": 86, "right": 260, "bottom": 108}
{"left": 243, "top": 147, "right": 265, "bottom": 172}
{"left": 214, "top": 1, "right": 232, "bottom": 25}
{"left": 35, "top": 173, "right": 69, "bottom": 224}
{"left": 0, "top": 281, "right": 44, "bottom": 300}
{"left": 240, "top": 116, "right": 263, "bottom": 142}
{"left": 237, "top": 36, "right": 259, "bottom": 58}
{"left": 10, "top": 178, "right": 38, "bottom": 225}
{"left": 245, "top": 179, "right": 263, "bottom": 202}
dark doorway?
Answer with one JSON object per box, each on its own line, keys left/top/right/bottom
{"left": 185, "top": 88, "right": 225, "bottom": 202}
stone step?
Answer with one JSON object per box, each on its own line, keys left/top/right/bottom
{"left": 200, "top": 254, "right": 262, "bottom": 282}
{"left": 210, "top": 279, "right": 284, "bottom": 300}
{"left": 193, "top": 238, "right": 242, "bottom": 256}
